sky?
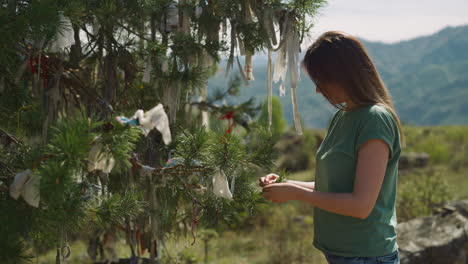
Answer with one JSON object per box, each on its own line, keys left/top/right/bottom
{"left": 308, "top": 0, "right": 468, "bottom": 43}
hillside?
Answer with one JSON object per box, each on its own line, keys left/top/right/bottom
{"left": 208, "top": 25, "right": 468, "bottom": 128}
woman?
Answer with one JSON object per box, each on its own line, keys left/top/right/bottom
{"left": 259, "top": 31, "right": 403, "bottom": 264}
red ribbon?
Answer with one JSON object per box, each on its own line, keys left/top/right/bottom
{"left": 220, "top": 111, "right": 234, "bottom": 120}
{"left": 220, "top": 111, "right": 236, "bottom": 134}
{"left": 129, "top": 155, "right": 141, "bottom": 174}
{"left": 29, "top": 55, "right": 49, "bottom": 88}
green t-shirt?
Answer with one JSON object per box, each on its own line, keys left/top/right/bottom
{"left": 313, "top": 104, "right": 401, "bottom": 257}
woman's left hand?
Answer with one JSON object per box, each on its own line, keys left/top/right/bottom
{"left": 262, "top": 182, "right": 302, "bottom": 203}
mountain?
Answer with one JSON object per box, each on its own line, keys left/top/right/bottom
{"left": 207, "top": 25, "right": 468, "bottom": 128}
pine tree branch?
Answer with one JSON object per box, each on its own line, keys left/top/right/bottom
{"left": 115, "top": 21, "right": 155, "bottom": 43}
{"left": 130, "top": 158, "right": 208, "bottom": 178}
{"left": 0, "top": 128, "right": 23, "bottom": 147}
{"left": 0, "top": 160, "right": 15, "bottom": 177}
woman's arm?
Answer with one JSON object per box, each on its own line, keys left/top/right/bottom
{"left": 260, "top": 139, "right": 389, "bottom": 218}
{"left": 294, "top": 139, "right": 389, "bottom": 219}
{"left": 286, "top": 180, "right": 315, "bottom": 190}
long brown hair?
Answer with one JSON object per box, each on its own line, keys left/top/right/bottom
{"left": 302, "top": 31, "right": 405, "bottom": 145}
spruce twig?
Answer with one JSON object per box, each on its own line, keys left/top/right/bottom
{"left": 0, "top": 160, "right": 15, "bottom": 177}
{"left": 276, "top": 169, "right": 289, "bottom": 183}
{"left": 0, "top": 128, "right": 23, "bottom": 147}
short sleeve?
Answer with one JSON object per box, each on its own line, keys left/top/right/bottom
{"left": 355, "top": 107, "right": 397, "bottom": 159}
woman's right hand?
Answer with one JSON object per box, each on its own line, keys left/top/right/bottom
{"left": 259, "top": 173, "right": 279, "bottom": 187}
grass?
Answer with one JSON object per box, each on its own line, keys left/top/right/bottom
{"left": 402, "top": 125, "right": 468, "bottom": 200}
{"left": 36, "top": 125, "right": 468, "bottom": 264}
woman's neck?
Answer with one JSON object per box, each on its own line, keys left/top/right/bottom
{"left": 343, "top": 101, "right": 359, "bottom": 111}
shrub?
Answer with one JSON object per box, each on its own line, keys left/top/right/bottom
{"left": 397, "top": 169, "right": 453, "bottom": 222}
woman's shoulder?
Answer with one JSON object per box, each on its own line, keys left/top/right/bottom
{"left": 349, "top": 104, "right": 398, "bottom": 130}
{"left": 353, "top": 104, "right": 393, "bottom": 119}
{"left": 369, "top": 104, "right": 391, "bottom": 114}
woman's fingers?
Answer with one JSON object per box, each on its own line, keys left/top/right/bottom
{"left": 269, "top": 173, "right": 279, "bottom": 179}
{"left": 259, "top": 173, "right": 279, "bottom": 187}
{"left": 259, "top": 177, "right": 267, "bottom": 187}
{"left": 266, "top": 174, "right": 278, "bottom": 183}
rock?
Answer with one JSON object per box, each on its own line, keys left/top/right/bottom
{"left": 397, "top": 200, "right": 468, "bottom": 264}
{"left": 399, "top": 152, "right": 430, "bottom": 169}
{"left": 452, "top": 200, "right": 468, "bottom": 217}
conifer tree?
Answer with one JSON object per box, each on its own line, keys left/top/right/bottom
{"left": 0, "top": 0, "right": 325, "bottom": 263}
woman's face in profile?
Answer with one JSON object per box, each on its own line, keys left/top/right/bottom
{"left": 301, "top": 64, "right": 348, "bottom": 105}
{"left": 318, "top": 82, "right": 347, "bottom": 105}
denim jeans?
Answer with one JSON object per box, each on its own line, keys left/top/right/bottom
{"left": 324, "top": 249, "right": 400, "bottom": 264}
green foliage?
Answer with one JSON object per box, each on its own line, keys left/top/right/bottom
{"left": 0, "top": 111, "right": 147, "bottom": 260}
{"left": 206, "top": 130, "right": 248, "bottom": 173}
{"left": 395, "top": 125, "right": 468, "bottom": 221}
{"left": 235, "top": 202, "right": 317, "bottom": 264}
{"left": 418, "top": 135, "right": 451, "bottom": 163}
{"left": 0, "top": 238, "right": 32, "bottom": 264}
{"left": 0, "top": 0, "right": 60, "bottom": 76}
{"left": 208, "top": 76, "right": 242, "bottom": 102}
{"left": 0, "top": 0, "right": 327, "bottom": 262}
{"left": 164, "top": 125, "right": 278, "bottom": 231}
{"left": 94, "top": 190, "right": 148, "bottom": 229}
{"left": 276, "top": 169, "right": 289, "bottom": 183}
{"left": 198, "top": 228, "right": 218, "bottom": 264}
{"left": 38, "top": 166, "right": 89, "bottom": 250}
{"left": 0, "top": 87, "right": 45, "bottom": 138}
{"left": 274, "top": 128, "right": 320, "bottom": 172}
{"left": 397, "top": 169, "right": 453, "bottom": 222}
{"left": 257, "top": 96, "right": 287, "bottom": 136}
{"left": 174, "top": 126, "right": 210, "bottom": 167}
{"left": 99, "top": 120, "right": 142, "bottom": 173}
{"left": 47, "top": 113, "right": 99, "bottom": 168}
{"left": 173, "top": 247, "right": 200, "bottom": 264}
{"left": 198, "top": 229, "right": 219, "bottom": 242}
{"left": 33, "top": 125, "right": 468, "bottom": 264}
{"left": 403, "top": 126, "right": 467, "bottom": 167}
{"left": 245, "top": 126, "right": 278, "bottom": 171}
{"left": 0, "top": 195, "right": 37, "bottom": 264}
{"left": 39, "top": 162, "right": 75, "bottom": 206}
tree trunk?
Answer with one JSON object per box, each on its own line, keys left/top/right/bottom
{"left": 103, "top": 54, "right": 117, "bottom": 105}
{"left": 42, "top": 57, "right": 63, "bottom": 143}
